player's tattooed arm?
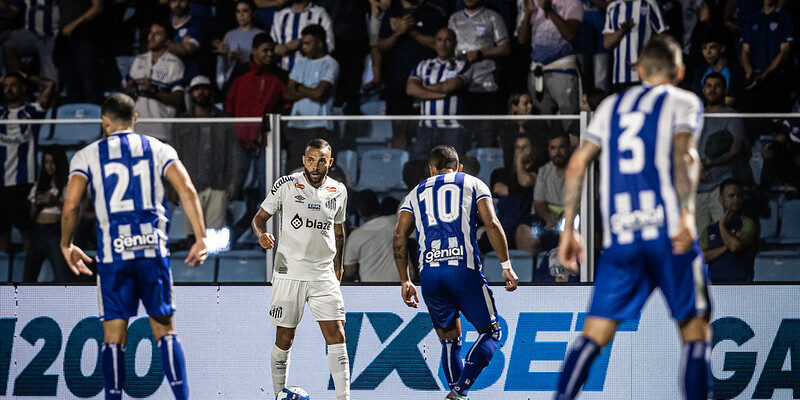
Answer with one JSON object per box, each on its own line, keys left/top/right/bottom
{"left": 334, "top": 223, "right": 346, "bottom": 282}
{"left": 561, "top": 141, "right": 601, "bottom": 233}
{"left": 673, "top": 132, "right": 700, "bottom": 214}
{"left": 393, "top": 211, "right": 415, "bottom": 282}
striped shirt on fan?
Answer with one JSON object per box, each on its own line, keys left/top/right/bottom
{"left": 409, "top": 57, "right": 473, "bottom": 128}
{"left": 11, "top": 0, "right": 59, "bottom": 37}
{"left": 0, "top": 102, "right": 45, "bottom": 187}
{"left": 270, "top": 4, "right": 335, "bottom": 72}
{"left": 603, "top": 0, "right": 667, "bottom": 84}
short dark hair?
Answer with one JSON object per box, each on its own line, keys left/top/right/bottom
{"left": 548, "top": 132, "right": 570, "bottom": 144}
{"left": 4, "top": 70, "right": 26, "bottom": 83}
{"left": 150, "top": 20, "right": 174, "bottom": 38}
{"left": 356, "top": 189, "right": 382, "bottom": 218}
{"left": 719, "top": 178, "right": 742, "bottom": 193}
{"left": 637, "top": 35, "right": 683, "bottom": 81}
{"left": 102, "top": 93, "right": 136, "bottom": 123}
{"left": 429, "top": 145, "right": 459, "bottom": 171}
{"left": 306, "top": 138, "right": 331, "bottom": 152}
{"left": 301, "top": 24, "right": 326, "bottom": 44}
{"left": 252, "top": 32, "right": 274, "bottom": 49}
{"left": 703, "top": 71, "right": 727, "bottom": 87}
{"left": 235, "top": 0, "right": 256, "bottom": 11}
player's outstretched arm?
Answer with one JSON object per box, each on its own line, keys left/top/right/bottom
{"left": 251, "top": 209, "right": 275, "bottom": 250}
{"left": 672, "top": 131, "right": 700, "bottom": 254}
{"left": 60, "top": 175, "right": 93, "bottom": 276}
{"left": 393, "top": 211, "right": 419, "bottom": 307}
{"left": 477, "top": 197, "right": 518, "bottom": 291}
{"left": 165, "top": 161, "right": 208, "bottom": 267}
{"left": 559, "top": 140, "right": 601, "bottom": 273}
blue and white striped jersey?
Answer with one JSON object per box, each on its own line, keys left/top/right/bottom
{"left": 270, "top": 4, "right": 335, "bottom": 73}
{"left": 0, "top": 102, "right": 45, "bottom": 187}
{"left": 409, "top": 57, "right": 472, "bottom": 128}
{"left": 603, "top": 0, "right": 667, "bottom": 84}
{"left": 11, "top": 0, "right": 59, "bottom": 37}
{"left": 400, "top": 172, "right": 491, "bottom": 270}
{"left": 69, "top": 131, "right": 179, "bottom": 264}
{"left": 586, "top": 84, "right": 703, "bottom": 249}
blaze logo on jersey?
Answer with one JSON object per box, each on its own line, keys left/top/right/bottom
{"left": 112, "top": 233, "right": 158, "bottom": 254}
{"left": 424, "top": 245, "right": 465, "bottom": 264}
{"left": 291, "top": 214, "right": 303, "bottom": 229}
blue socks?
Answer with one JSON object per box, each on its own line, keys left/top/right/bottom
{"left": 555, "top": 336, "right": 602, "bottom": 400}
{"left": 102, "top": 343, "right": 125, "bottom": 400}
{"left": 159, "top": 334, "right": 189, "bottom": 400}
{"left": 441, "top": 338, "right": 464, "bottom": 389}
{"left": 682, "top": 340, "right": 712, "bottom": 400}
{"left": 453, "top": 329, "right": 501, "bottom": 396}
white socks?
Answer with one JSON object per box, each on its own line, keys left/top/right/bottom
{"left": 327, "top": 343, "right": 350, "bottom": 400}
{"left": 271, "top": 344, "right": 291, "bottom": 396}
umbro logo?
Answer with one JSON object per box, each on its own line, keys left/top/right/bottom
{"left": 291, "top": 214, "right": 303, "bottom": 229}
{"left": 269, "top": 306, "right": 283, "bottom": 319}
{"left": 295, "top": 195, "right": 305, "bottom": 203}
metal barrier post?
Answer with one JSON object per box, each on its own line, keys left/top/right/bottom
{"left": 579, "top": 111, "right": 595, "bottom": 282}
{"left": 264, "top": 114, "right": 281, "bottom": 281}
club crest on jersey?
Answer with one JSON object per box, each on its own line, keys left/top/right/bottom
{"left": 326, "top": 198, "right": 336, "bottom": 211}
{"left": 295, "top": 182, "right": 305, "bottom": 189}
{"left": 424, "top": 245, "right": 465, "bottom": 264}
{"left": 113, "top": 232, "right": 158, "bottom": 253}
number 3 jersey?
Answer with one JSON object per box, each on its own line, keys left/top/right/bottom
{"left": 585, "top": 84, "right": 703, "bottom": 249}
{"left": 69, "top": 131, "right": 178, "bottom": 264}
{"left": 261, "top": 172, "right": 347, "bottom": 281}
{"left": 400, "top": 172, "right": 491, "bottom": 271}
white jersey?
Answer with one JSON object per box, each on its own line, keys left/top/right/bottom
{"left": 261, "top": 171, "right": 347, "bottom": 281}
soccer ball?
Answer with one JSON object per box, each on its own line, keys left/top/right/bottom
{"left": 276, "top": 387, "right": 310, "bottom": 400}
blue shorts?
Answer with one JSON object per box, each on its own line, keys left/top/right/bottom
{"left": 420, "top": 266, "right": 498, "bottom": 330}
{"left": 589, "top": 240, "right": 711, "bottom": 322}
{"left": 97, "top": 257, "right": 175, "bottom": 321}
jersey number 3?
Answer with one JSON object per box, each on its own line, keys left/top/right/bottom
{"left": 104, "top": 160, "right": 153, "bottom": 213}
{"left": 618, "top": 112, "right": 645, "bottom": 174}
{"left": 419, "top": 184, "right": 460, "bottom": 226}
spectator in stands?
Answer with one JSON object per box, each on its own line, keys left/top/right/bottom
{"left": 213, "top": 0, "right": 265, "bottom": 86}
{"left": 57, "top": 0, "right": 104, "bottom": 104}
{"left": 740, "top": 0, "right": 794, "bottom": 113}
{"left": 701, "top": 179, "right": 759, "bottom": 283}
{"left": 490, "top": 135, "right": 538, "bottom": 250}
{"left": 285, "top": 24, "right": 339, "bottom": 171}
{"left": 696, "top": 72, "right": 751, "bottom": 232}
{"left": 517, "top": 132, "right": 572, "bottom": 254}
{"left": 690, "top": 33, "right": 743, "bottom": 106}
{"left": 172, "top": 76, "right": 239, "bottom": 237}
{"left": 2, "top": 0, "right": 59, "bottom": 82}
{"left": 23, "top": 149, "right": 70, "bottom": 282}
{"left": 449, "top": 0, "right": 510, "bottom": 146}
{"left": 603, "top": 0, "right": 668, "bottom": 92}
{"left": 406, "top": 27, "right": 473, "bottom": 159}
{"left": 226, "top": 33, "right": 286, "bottom": 190}
{"left": 344, "top": 190, "right": 398, "bottom": 282}
{"left": 271, "top": 0, "right": 334, "bottom": 73}
{"left": 500, "top": 92, "right": 549, "bottom": 169}
{"left": 363, "top": 0, "right": 392, "bottom": 92}
{"left": 760, "top": 120, "right": 800, "bottom": 190}
{"left": 126, "top": 21, "right": 185, "bottom": 143}
{"left": 516, "top": 0, "right": 583, "bottom": 130}
{"left": 169, "top": 0, "right": 204, "bottom": 79}
{"left": 0, "top": 71, "right": 56, "bottom": 253}
{"left": 574, "top": 0, "right": 610, "bottom": 92}
{"left": 378, "top": 0, "right": 447, "bottom": 149}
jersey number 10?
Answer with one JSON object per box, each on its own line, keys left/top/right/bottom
{"left": 104, "top": 160, "right": 153, "bottom": 213}
{"left": 419, "top": 184, "right": 461, "bottom": 226}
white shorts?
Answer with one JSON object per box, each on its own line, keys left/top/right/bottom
{"left": 269, "top": 276, "right": 345, "bottom": 328}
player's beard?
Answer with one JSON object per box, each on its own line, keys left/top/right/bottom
{"left": 304, "top": 166, "right": 327, "bottom": 185}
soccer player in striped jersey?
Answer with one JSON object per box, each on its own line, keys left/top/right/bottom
{"left": 394, "top": 145, "right": 519, "bottom": 400}
{"left": 553, "top": 36, "right": 712, "bottom": 399}
{"left": 60, "top": 94, "right": 208, "bottom": 400}
{"left": 603, "top": 0, "right": 667, "bottom": 90}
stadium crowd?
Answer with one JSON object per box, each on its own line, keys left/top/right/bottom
{"left": 1, "top": 0, "right": 800, "bottom": 284}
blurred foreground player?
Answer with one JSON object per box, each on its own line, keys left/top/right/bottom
{"left": 394, "top": 145, "right": 519, "bottom": 400}
{"left": 251, "top": 138, "right": 350, "bottom": 400}
{"left": 60, "top": 93, "right": 208, "bottom": 399}
{"left": 554, "top": 36, "right": 712, "bottom": 399}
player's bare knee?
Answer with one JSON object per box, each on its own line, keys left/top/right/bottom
{"left": 102, "top": 319, "right": 129, "bottom": 344}
{"left": 476, "top": 322, "right": 501, "bottom": 335}
{"left": 435, "top": 318, "right": 462, "bottom": 340}
{"left": 678, "top": 316, "right": 711, "bottom": 342}
{"left": 320, "top": 321, "right": 346, "bottom": 344}
{"left": 275, "top": 326, "right": 296, "bottom": 349}
{"left": 149, "top": 315, "right": 175, "bottom": 340}
{"left": 581, "top": 317, "right": 619, "bottom": 347}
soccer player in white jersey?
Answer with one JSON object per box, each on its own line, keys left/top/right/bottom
{"left": 60, "top": 93, "right": 208, "bottom": 400}
{"left": 251, "top": 138, "right": 350, "bottom": 400}
{"left": 394, "top": 145, "right": 519, "bottom": 400}
{"left": 553, "top": 35, "right": 712, "bottom": 399}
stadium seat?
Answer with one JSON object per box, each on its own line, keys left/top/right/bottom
{"left": 336, "top": 149, "right": 358, "bottom": 187}
{"left": 37, "top": 259, "right": 54, "bottom": 282}
{"left": 483, "top": 250, "right": 533, "bottom": 283}
{"left": 466, "top": 148, "right": 504, "bottom": 186}
{"left": 357, "top": 99, "right": 392, "bottom": 145}
{"left": 115, "top": 56, "right": 135, "bottom": 81}
{"left": 11, "top": 252, "right": 25, "bottom": 282}
{"left": 760, "top": 199, "right": 779, "bottom": 240}
{"left": 776, "top": 200, "right": 800, "bottom": 244}
{"left": 216, "top": 250, "right": 267, "bottom": 282}
{"left": 36, "top": 108, "right": 55, "bottom": 145}
{"left": 358, "top": 149, "right": 409, "bottom": 191}
{"left": 753, "top": 250, "right": 800, "bottom": 281}
{"left": 0, "top": 252, "right": 9, "bottom": 282}
{"left": 169, "top": 251, "right": 215, "bottom": 282}
{"left": 51, "top": 104, "right": 102, "bottom": 146}
{"left": 227, "top": 200, "right": 247, "bottom": 227}
{"left": 749, "top": 155, "right": 762, "bottom": 186}
{"left": 11, "top": 227, "right": 22, "bottom": 245}
{"left": 168, "top": 206, "right": 187, "bottom": 241}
